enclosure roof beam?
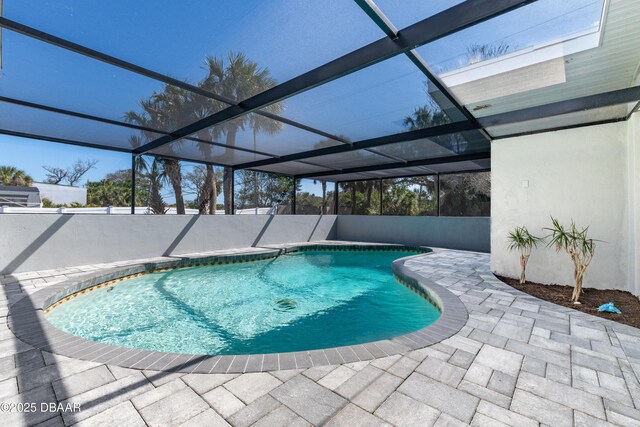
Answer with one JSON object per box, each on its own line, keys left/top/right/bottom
{"left": 294, "top": 151, "right": 490, "bottom": 179}
{"left": 476, "top": 86, "right": 640, "bottom": 128}
{"left": 332, "top": 167, "right": 491, "bottom": 184}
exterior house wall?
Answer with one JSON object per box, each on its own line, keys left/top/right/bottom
{"left": 491, "top": 118, "right": 638, "bottom": 295}
{"left": 33, "top": 182, "right": 87, "bottom": 205}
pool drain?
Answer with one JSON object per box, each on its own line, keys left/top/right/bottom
{"left": 274, "top": 298, "right": 298, "bottom": 311}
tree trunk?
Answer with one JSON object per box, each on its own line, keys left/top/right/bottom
{"left": 198, "top": 165, "right": 214, "bottom": 214}
{"left": 253, "top": 129, "right": 259, "bottom": 215}
{"left": 223, "top": 168, "right": 232, "bottom": 214}
{"left": 164, "top": 159, "right": 185, "bottom": 214}
{"left": 254, "top": 173, "right": 259, "bottom": 215}
{"left": 570, "top": 251, "right": 581, "bottom": 303}
{"left": 209, "top": 168, "right": 216, "bottom": 214}
{"left": 365, "top": 182, "right": 373, "bottom": 213}
{"left": 321, "top": 181, "right": 326, "bottom": 215}
{"left": 519, "top": 254, "right": 529, "bottom": 285}
{"left": 149, "top": 177, "right": 165, "bottom": 214}
{"left": 351, "top": 186, "right": 356, "bottom": 215}
{"left": 223, "top": 127, "right": 238, "bottom": 215}
{"left": 572, "top": 264, "right": 586, "bottom": 303}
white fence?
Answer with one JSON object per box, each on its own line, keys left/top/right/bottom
{"left": 0, "top": 206, "right": 278, "bottom": 215}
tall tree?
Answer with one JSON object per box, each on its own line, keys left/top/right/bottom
{"left": 185, "top": 165, "right": 222, "bottom": 213}
{"left": 125, "top": 86, "right": 201, "bottom": 214}
{"left": 42, "top": 166, "right": 67, "bottom": 184}
{"left": 66, "top": 159, "right": 98, "bottom": 186}
{"left": 43, "top": 159, "right": 98, "bottom": 186}
{"left": 0, "top": 166, "right": 33, "bottom": 186}
{"left": 126, "top": 53, "right": 282, "bottom": 215}
{"left": 201, "top": 52, "right": 281, "bottom": 214}
{"left": 465, "top": 42, "right": 513, "bottom": 65}
{"left": 402, "top": 92, "right": 468, "bottom": 154}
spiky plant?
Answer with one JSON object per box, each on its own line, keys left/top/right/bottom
{"left": 544, "top": 217, "right": 598, "bottom": 303}
{"left": 507, "top": 226, "right": 542, "bottom": 285}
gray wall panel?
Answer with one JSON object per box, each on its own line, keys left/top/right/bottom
{"left": 0, "top": 214, "right": 489, "bottom": 275}
{"left": 336, "top": 216, "right": 490, "bottom": 252}
{"left": 0, "top": 215, "right": 337, "bottom": 274}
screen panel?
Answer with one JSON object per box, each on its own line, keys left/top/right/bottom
{"left": 338, "top": 180, "right": 381, "bottom": 215}
{"left": 370, "top": 130, "right": 489, "bottom": 162}
{"left": 278, "top": 55, "right": 466, "bottom": 141}
{"left": 373, "top": 0, "right": 466, "bottom": 29}
{"left": 0, "top": 31, "right": 226, "bottom": 132}
{"left": 306, "top": 149, "right": 398, "bottom": 170}
{"left": 0, "top": 100, "right": 163, "bottom": 151}
{"left": 185, "top": 112, "right": 345, "bottom": 157}
{"left": 256, "top": 161, "right": 333, "bottom": 177}
{"left": 382, "top": 175, "right": 437, "bottom": 216}
{"left": 303, "top": 159, "right": 490, "bottom": 183}
{"left": 148, "top": 139, "right": 272, "bottom": 167}
{"left": 234, "top": 170, "right": 294, "bottom": 214}
{"left": 439, "top": 171, "right": 491, "bottom": 216}
{"left": 296, "top": 178, "right": 335, "bottom": 215}
{"left": 5, "top": 0, "right": 383, "bottom": 100}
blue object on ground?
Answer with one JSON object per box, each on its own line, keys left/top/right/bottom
{"left": 598, "top": 302, "right": 622, "bottom": 314}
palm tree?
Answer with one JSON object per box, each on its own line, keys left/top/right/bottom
{"left": 179, "top": 80, "right": 227, "bottom": 215}
{"left": 402, "top": 92, "right": 467, "bottom": 154}
{"left": 507, "top": 226, "right": 542, "bottom": 285}
{"left": 126, "top": 53, "right": 282, "bottom": 215}
{"left": 201, "top": 52, "right": 280, "bottom": 214}
{"left": 0, "top": 166, "right": 33, "bottom": 187}
{"left": 321, "top": 180, "right": 327, "bottom": 214}
{"left": 247, "top": 109, "right": 284, "bottom": 213}
{"left": 125, "top": 86, "right": 204, "bottom": 214}
{"left": 131, "top": 150, "right": 166, "bottom": 214}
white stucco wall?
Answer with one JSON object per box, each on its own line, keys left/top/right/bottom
{"left": 33, "top": 182, "right": 87, "bottom": 205}
{"left": 491, "top": 118, "right": 638, "bottom": 295}
{"left": 628, "top": 112, "right": 639, "bottom": 296}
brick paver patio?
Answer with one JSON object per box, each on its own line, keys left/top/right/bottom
{"left": 2, "top": 245, "right": 640, "bottom": 426}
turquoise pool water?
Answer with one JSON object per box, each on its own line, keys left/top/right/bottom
{"left": 46, "top": 250, "right": 440, "bottom": 355}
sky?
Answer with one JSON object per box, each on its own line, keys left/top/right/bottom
{"left": 0, "top": 0, "right": 603, "bottom": 203}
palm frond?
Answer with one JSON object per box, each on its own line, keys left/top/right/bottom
{"left": 506, "top": 226, "right": 542, "bottom": 251}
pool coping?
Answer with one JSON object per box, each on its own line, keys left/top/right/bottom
{"left": 8, "top": 243, "right": 468, "bottom": 373}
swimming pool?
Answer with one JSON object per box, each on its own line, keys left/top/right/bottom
{"left": 46, "top": 249, "right": 440, "bottom": 355}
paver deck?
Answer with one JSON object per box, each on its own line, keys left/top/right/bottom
{"left": 2, "top": 244, "right": 640, "bottom": 426}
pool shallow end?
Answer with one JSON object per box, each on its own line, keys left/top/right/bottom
{"left": 9, "top": 243, "right": 468, "bottom": 373}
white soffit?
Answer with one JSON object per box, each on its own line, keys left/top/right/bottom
{"left": 434, "top": 0, "right": 640, "bottom": 118}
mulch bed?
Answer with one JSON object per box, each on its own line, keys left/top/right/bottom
{"left": 495, "top": 275, "right": 640, "bottom": 329}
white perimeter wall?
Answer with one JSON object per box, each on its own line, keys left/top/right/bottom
{"left": 491, "top": 115, "right": 639, "bottom": 295}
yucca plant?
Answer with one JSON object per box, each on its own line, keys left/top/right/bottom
{"left": 507, "top": 226, "right": 542, "bottom": 285}
{"left": 544, "top": 217, "right": 598, "bottom": 304}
